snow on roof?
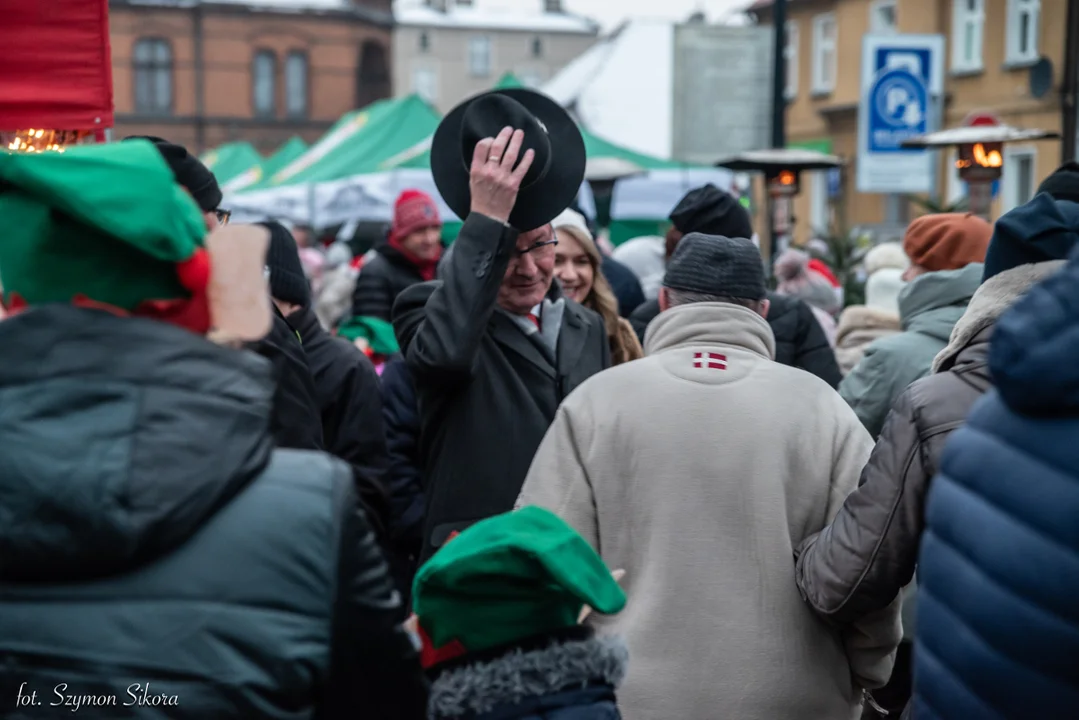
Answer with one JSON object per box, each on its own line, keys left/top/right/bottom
{"left": 543, "top": 21, "right": 674, "bottom": 159}
{"left": 394, "top": 0, "right": 597, "bottom": 34}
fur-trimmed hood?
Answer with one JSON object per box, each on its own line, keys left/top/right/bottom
{"left": 428, "top": 631, "right": 628, "bottom": 719}
{"left": 933, "top": 261, "right": 1066, "bottom": 372}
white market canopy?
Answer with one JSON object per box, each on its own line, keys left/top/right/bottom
{"left": 901, "top": 125, "right": 1062, "bottom": 148}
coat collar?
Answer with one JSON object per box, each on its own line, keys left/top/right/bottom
{"left": 427, "top": 630, "right": 628, "bottom": 720}
{"left": 490, "top": 281, "right": 591, "bottom": 378}
{"left": 933, "top": 261, "right": 1065, "bottom": 372}
{"left": 643, "top": 301, "right": 776, "bottom": 361}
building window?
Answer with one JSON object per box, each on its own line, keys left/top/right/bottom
{"left": 1003, "top": 146, "right": 1036, "bottom": 212}
{"left": 413, "top": 67, "right": 438, "bottom": 104}
{"left": 784, "top": 21, "right": 798, "bottom": 99}
{"left": 532, "top": 37, "right": 543, "bottom": 58}
{"left": 811, "top": 13, "right": 837, "bottom": 94}
{"left": 285, "top": 51, "right": 308, "bottom": 118}
{"left": 357, "top": 41, "right": 391, "bottom": 108}
{"left": 951, "top": 0, "right": 985, "bottom": 72}
{"left": 1006, "top": 0, "right": 1040, "bottom": 64}
{"left": 468, "top": 36, "right": 491, "bottom": 78}
{"left": 419, "top": 32, "right": 430, "bottom": 52}
{"left": 133, "top": 38, "right": 172, "bottom": 115}
{"left": 253, "top": 50, "right": 276, "bottom": 117}
{"left": 869, "top": 0, "right": 898, "bottom": 33}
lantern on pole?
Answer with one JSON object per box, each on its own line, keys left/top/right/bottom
{"left": 902, "top": 114, "right": 1060, "bottom": 221}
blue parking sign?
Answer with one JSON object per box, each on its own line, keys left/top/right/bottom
{"left": 868, "top": 68, "right": 927, "bottom": 154}
{"left": 857, "top": 35, "right": 944, "bottom": 194}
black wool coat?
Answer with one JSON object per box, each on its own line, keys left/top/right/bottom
{"left": 393, "top": 213, "right": 611, "bottom": 563}
{"left": 288, "top": 305, "right": 392, "bottom": 535}
{"left": 249, "top": 306, "right": 325, "bottom": 451}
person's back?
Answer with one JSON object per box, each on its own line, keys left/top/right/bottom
{"left": 0, "top": 308, "right": 424, "bottom": 720}
{"left": 0, "top": 141, "right": 424, "bottom": 719}
{"left": 520, "top": 235, "right": 899, "bottom": 720}
{"left": 914, "top": 248, "right": 1079, "bottom": 720}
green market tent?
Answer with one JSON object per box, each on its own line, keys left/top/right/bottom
{"left": 261, "top": 136, "right": 309, "bottom": 179}
{"left": 221, "top": 136, "right": 309, "bottom": 193}
{"left": 251, "top": 95, "right": 440, "bottom": 189}
{"left": 200, "top": 142, "right": 262, "bottom": 186}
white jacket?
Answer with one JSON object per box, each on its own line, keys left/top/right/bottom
{"left": 518, "top": 302, "right": 901, "bottom": 720}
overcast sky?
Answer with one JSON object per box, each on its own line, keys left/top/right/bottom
{"left": 563, "top": 0, "right": 752, "bottom": 30}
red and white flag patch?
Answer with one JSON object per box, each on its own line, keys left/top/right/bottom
{"left": 693, "top": 352, "right": 727, "bottom": 370}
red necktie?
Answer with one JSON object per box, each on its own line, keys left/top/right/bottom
{"left": 527, "top": 313, "right": 541, "bottom": 330}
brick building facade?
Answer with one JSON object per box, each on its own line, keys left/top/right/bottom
{"left": 109, "top": 0, "right": 394, "bottom": 155}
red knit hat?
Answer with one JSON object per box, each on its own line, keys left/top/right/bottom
{"left": 391, "top": 189, "right": 441, "bottom": 242}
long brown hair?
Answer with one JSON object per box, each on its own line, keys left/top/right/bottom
{"left": 554, "top": 225, "right": 644, "bottom": 365}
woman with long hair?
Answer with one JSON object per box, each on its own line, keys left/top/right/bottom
{"left": 552, "top": 211, "right": 644, "bottom": 365}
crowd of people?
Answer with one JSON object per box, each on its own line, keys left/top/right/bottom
{"left": 0, "top": 86, "right": 1077, "bottom": 720}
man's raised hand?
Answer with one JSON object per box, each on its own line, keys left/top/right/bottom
{"left": 469, "top": 127, "right": 535, "bottom": 225}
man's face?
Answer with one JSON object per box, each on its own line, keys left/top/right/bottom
{"left": 498, "top": 224, "right": 556, "bottom": 315}
{"left": 400, "top": 225, "right": 443, "bottom": 262}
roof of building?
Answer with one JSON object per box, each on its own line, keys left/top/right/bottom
{"left": 394, "top": 0, "right": 598, "bottom": 34}
{"left": 543, "top": 20, "right": 674, "bottom": 158}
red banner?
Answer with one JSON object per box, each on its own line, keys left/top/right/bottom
{"left": 0, "top": 0, "right": 114, "bottom": 132}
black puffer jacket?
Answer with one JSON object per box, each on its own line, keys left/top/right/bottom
{"left": 352, "top": 244, "right": 429, "bottom": 321}
{"left": 0, "top": 306, "right": 426, "bottom": 720}
{"left": 629, "top": 293, "right": 842, "bottom": 387}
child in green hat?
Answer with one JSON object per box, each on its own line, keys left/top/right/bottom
{"left": 412, "top": 505, "right": 629, "bottom": 719}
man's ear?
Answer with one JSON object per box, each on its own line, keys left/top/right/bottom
{"left": 758, "top": 298, "right": 770, "bottom": 319}
{"left": 205, "top": 224, "right": 273, "bottom": 344}
{"left": 658, "top": 287, "right": 670, "bottom": 312}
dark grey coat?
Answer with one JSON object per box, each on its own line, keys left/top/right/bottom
{"left": 393, "top": 213, "right": 610, "bottom": 562}
{"left": 0, "top": 306, "right": 425, "bottom": 720}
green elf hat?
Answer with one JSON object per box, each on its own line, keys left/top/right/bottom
{"left": 337, "top": 315, "right": 400, "bottom": 355}
{"left": 412, "top": 506, "right": 627, "bottom": 662}
{"left": 0, "top": 140, "right": 212, "bottom": 331}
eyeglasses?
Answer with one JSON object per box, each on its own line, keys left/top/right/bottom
{"left": 513, "top": 239, "right": 558, "bottom": 258}
{"left": 214, "top": 208, "right": 232, "bottom": 226}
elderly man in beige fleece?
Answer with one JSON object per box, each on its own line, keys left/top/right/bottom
{"left": 518, "top": 233, "right": 902, "bottom": 720}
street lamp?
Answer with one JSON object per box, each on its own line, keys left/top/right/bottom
{"left": 715, "top": 147, "right": 843, "bottom": 265}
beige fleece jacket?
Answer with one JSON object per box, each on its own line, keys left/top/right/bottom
{"left": 518, "top": 302, "right": 901, "bottom": 720}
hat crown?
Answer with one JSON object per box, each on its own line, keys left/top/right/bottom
{"left": 461, "top": 94, "right": 552, "bottom": 190}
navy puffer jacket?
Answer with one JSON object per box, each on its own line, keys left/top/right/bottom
{"left": 914, "top": 246, "right": 1079, "bottom": 719}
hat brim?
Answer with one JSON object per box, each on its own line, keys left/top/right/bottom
{"left": 430, "top": 89, "right": 586, "bottom": 232}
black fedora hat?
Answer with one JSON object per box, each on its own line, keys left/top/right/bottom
{"left": 430, "top": 88, "right": 586, "bottom": 231}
